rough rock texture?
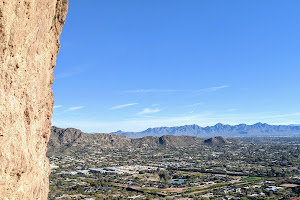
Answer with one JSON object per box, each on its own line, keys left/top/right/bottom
{"left": 0, "top": 0, "right": 68, "bottom": 199}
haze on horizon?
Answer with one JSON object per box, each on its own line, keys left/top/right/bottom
{"left": 52, "top": 0, "right": 300, "bottom": 133}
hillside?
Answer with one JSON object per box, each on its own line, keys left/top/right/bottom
{"left": 48, "top": 127, "right": 238, "bottom": 156}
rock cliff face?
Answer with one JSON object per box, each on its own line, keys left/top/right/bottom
{"left": 0, "top": 1, "right": 68, "bottom": 199}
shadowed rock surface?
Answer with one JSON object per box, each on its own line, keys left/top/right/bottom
{"left": 0, "top": 1, "right": 68, "bottom": 199}
{"left": 204, "top": 136, "right": 231, "bottom": 145}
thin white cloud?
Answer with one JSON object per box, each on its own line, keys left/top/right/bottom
{"left": 267, "top": 112, "right": 300, "bottom": 118}
{"left": 183, "top": 111, "right": 195, "bottom": 115}
{"left": 111, "top": 103, "right": 138, "bottom": 110}
{"left": 68, "top": 106, "right": 84, "bottom": 111}
{"left": 122, "top": 89, "right": 181, "bottom": 93}
{"left": 226, "top": 109, "right": 237, "bottom": 112}
{"left": 137, "top": 108, "right": 160, "bottom": 115}
{"left": 52, "top": 106, "right": 85, "bottom": 115}
{"left": 143, "top": 115, "right": 162, "bottom": 118}
{"left": 192, "top": 85, "right": 229, "bottom": 95}
{"left": 185, "top": 102, "right": 204, "bottom": 107}
{"left": 53, "top": 105, "right": 62, "bottom": 109}
{"left": 122, "top": 86, "right": 229, "bottom": 95}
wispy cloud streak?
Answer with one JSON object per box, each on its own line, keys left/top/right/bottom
{"left": 68, "top": 106, "right": 84, "bottom": 111}
{"left": 122, "top": 89, "right": 181, "bottom": 93}
{"left": 111, "top": 103, "right": 138, "bottom": 110}
{"left": 122, "top": 85, "right": 229, "bottom": 95}
{"left": 267, "top": 112, "right": 300, "bottom": 118}
{"left": 226, "top": 109, "right": 237, "bottom": 112}
{"left": 185, "top": 102, "right": 204, "bottom": 107}
{"left": 192, "top": 85, "right": 229, "bottom": 95}
{"left": 137, "top": 108, "right": 160, "bottom": 115}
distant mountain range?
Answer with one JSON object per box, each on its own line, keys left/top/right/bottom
{"left": 48, "top": 127, "right": 239, "bottom": 156}
{"left": 47, "top": 123, "right": 300, "bottom": 155}
{"left": 110, "top": 123, "right": 300, "bottom": 138}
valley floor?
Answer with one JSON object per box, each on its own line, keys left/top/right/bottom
{"left": 48, "top": 137, "right": 300, "bottom": 199}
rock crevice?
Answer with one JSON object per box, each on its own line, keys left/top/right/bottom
{"left": 0, "top": 1, "right": 68, "bottom": 199}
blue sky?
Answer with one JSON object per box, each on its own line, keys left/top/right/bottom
{"left": 52, "top": 0, "right": 300, "bottom": 133}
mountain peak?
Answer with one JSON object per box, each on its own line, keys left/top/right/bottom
{"left": 48, "top": 127, "right": 240, "bottom": 156}
{"left": 109, "top": 123, "right": 300, "bottom": 138}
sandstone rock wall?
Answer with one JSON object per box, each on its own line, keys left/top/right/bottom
{"left": 0, "top": 0, "right": 68, "bottom": 199}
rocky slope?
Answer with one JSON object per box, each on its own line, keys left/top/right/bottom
{"left": 0, "top": 1, "right": 68, "bottom": 199}
{"left": 204, "top": 136, "right": 231, "bottom": 145}
{"left": 47, "top": 127, "right": 237, "bottom": 156}
{"left": 111, "top": 123, "right": 300, "bottom": 138}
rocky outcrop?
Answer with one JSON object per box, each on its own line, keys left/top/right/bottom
{"left": 204, "top": 136, "right": 231, "bottom": 145}
{"left": 0, "top": 1, "right": 68, "bottom": 199}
